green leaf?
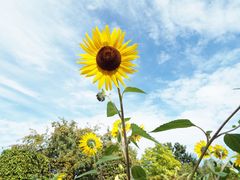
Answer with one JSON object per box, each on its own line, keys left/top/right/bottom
{"left": 151, "top": 119, "right": 195, "bottom": 132}
{"left": 130, "top": 137, "right": 139, "bottom": 148}
{"left": 224, "top": 134, "right": 240, "bottom": 153}
{"left": 104, "top": 144, "right": 119, "bottom": 155}
{"left": 107, "top": 101, "right": 118, "bottom": 117}
{"left": 131, "top": 124, "right": 159, "bottom": 144}
{"left": 96, "top": 155, "right": 121, "bottom": 165}
{"left": 125, "top": 117, "right": 131, "bottom": 122}
{"left": 123, "top": 87, "right": 146, "bottom": 95}
{"left": 131, "top": 166, "right": 147, "bottom": 180}
{"left": 74, "top": 169, "right": 97, "bottom": 179}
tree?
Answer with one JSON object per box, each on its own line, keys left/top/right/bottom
{"left": 166, "top": 142, "right": 196, "bottom": 164}
{"left": 0, "top": 145, "right": 50, "bottom": 179}
{"left": 141, "top": 143, "right": 181, "bottom": 179}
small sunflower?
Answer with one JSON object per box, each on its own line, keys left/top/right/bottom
{"left": 132, "top": 124, "right": 144, "bottom": 142}
{"left": 79, "top": 132, "right": 102, "bottom": 156}
{"left": 234, "top": 154, "right": 240, "bottom": 167}
{"left": 78, "top": 25, "right": 139, "bottom": 90}
{"left": 213, "top": 144, "right": 228, "bottom": 160}
{"left": 194, "top": 140, "right": 213, "bottom": 158}
{"left": 57, "top": 173, "right": 66, "bottom": 180}
{"left": 111, "top": 119, "right": 131, "bottom": 138}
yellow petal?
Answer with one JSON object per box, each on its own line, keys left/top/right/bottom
{"left": 93, "top": 72, "right": 103, "bottom": 84}
{"left": 122, "top": 55, "right": 139, "bottom": 62}
{"left": 98, "top": 76, "right": 105, "bottom": 89}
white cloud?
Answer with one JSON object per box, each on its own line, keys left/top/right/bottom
{"left": 0, "top": 118, "right": 49, "bottom": 149}
{"left": 157, "top": 51, "right": 171, "bottom": 65}
{"left": 0, "top": 76, "right": 38, "bottom": 98}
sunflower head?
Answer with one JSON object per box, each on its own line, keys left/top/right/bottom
{"left": 132, "top": 124, "right": 144, "bottom": 142}
{"left": 234, "top": 154, "right": 240, "bottom": 167}
{"left": 194, "top": 140, "right": 213, "bottom": 159}
{"left": 111, "top": 119, "right": 131, "bottom": 138}
{"left": 78, "top": 25, "right": 139, "bottom": 90}
{"left": 79, "top": 132, "right": 102, "bottom": 156}
{"left": 213, "top": 144, "right": 228, "bottom": 160}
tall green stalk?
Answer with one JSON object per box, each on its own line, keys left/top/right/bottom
{"left": 117, "top": 87, "right": 131, "bottom": 180}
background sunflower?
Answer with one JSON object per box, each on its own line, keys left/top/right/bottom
{"left": 79, "top": 132, "right": 102, "bottom": 156}
{"left": 212, "top": 144, "right": 228, "bottom": 160}
{"left": 194, "top": 140, "right": 213, "bottom": 158}
{"left": 78, "top": 25, "right": 139, "bottom": 90}
{"left": 111, "top": 119, "right": 131, "bottom": 138}
{"left": 234, "top": 154, "right": 240, "bottom": 167}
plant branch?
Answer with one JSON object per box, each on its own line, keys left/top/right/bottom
{"left": 216, "top": 124, "right": 240, "bottom": 138}
{"left": 195, "top": 125, "right": 209, "bottom": 143}
{"left": 189, "top": 105, "right": 240, "bottom": 180}
{"left": 117, "top": 87, "right": 131, "bottom": 180}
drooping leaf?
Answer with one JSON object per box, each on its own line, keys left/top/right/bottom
{"left": 224, "top": 134, "right": 240, "bottom": 153}
{"left": 123, "top": 87, "right": 146, "bottom": 95}
{"left": 130, "top": 137, "right": 139, "bottom": 148}
{"left": 151, "top": 119, "right": 195, "bottom": 132}
{"left": 104, "top": 144, "right": 119, "bottom": 155}
{"left": 131, "top": 124, "right": 159, "bottom": 144}
{"left": 107, "top": 101, "right": 118, "bottom": 117}
{"left": 96, "top": 155, "right": 121, "bottom": 165}
{"left": 74, "top": 169, "right": 97, "bottom": 179}
{"left": 131, "top": 166, "right": 147, "bottom": 180}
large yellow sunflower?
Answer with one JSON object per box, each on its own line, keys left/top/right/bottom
{"left": 212, "top": 144, "right": 228, "bottom": 160}
{"left": 194, "top": 140, "right": 213, "bottom": 159}
{"left": 79, "top": 132, "right": 102, "bottom": 156}
{"left": 234, "top": 154, "right": 240, "bottom": 167}
{"left": 78, "top": 25, "right": 139, "bottom": 90}
{"left": 111, "top": 119, "right": 131, "bottom": 138}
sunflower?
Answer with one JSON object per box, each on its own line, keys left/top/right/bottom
{"left": 78, "top": 25, "right": 139, "bottom": 90}
{"left": 79, "top": 132, "right": 102, "bottom": 156}
{"left": 194, "top": 140, "right": 213, "bottom": 158}
{"left": 234, "top": 154, "right": 240, "bottom": 167}
{"left": 212, "top": 144, "right": 228, "bottom": 160}
{"left": 111, "top": 119, "right": 131, "bottom": 138}
{"left": 57, "top": 173, "right": 66, "bottom": 180}
{"left": 132, "top": 124, "right": 144, "bottom": 142}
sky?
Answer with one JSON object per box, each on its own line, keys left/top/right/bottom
{"left": 0, "top": 0, "right": 240, "bottom": 155}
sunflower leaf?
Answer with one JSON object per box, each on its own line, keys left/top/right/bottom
{"left": 107, "top": 101, "right": 118, "bottom": 117}
{"left": 123, "top": 87, "right": 146, "bottom": 95}
{"left": 131, "top": 123, "right": 159, "bottom": 144}
{"left": 151, "top": 119, "right": 195, "bottom": 132}
{"left": 96, "top": 155, "right": 121, "bottom": 165}
{"left": 74, "top": 169, "right": 97, "bottom": 179}
{"left": 131, "top": 166, "right": 147, "bottom": 180}
{"left": 104, "top": 144, "right": 119, "bottom": 155}
{"left": 224, "top": 134, "right": 240, "bottom": 153}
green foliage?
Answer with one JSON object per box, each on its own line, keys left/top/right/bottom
{"left": 107, "top": 101, "right": 118, "bottom": 117}
{"left": 123, "top": 87, "right": 146, "bottom": 95}
{"left": 224, "top": 134, "right": 240, "bottom": 153}
{"left": 152, "top": 119, "right": 195, "bottom": 132}
{"left": 131, "top": 123, "right": 159, "bottom": 144}
{"left": 167, "top": 142, "right": 196, "bottom": 164}
{"left": 131, "top": 166, "right": 147, "bottom": 180}
{"left": 0, "top": 145, "right": 50, "bottom": 179}
{"left": 45, "top": 119, "right": 95, "bottom": 179}
{"left": 198, "top": 159, "right": 239, "bottom": 180}
{"left": 141, "top": 143, "right": 181, "bottom": 179}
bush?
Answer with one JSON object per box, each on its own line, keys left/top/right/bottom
{"left": 141, "top": 143, "right": 181, "bottom": 179}
{"left": 0, "top": 146, "right": 50, "bottom": 179}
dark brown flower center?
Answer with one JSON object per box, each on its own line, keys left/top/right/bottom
{"left": 96, "top": 46, "right": 121, "bottom": 71}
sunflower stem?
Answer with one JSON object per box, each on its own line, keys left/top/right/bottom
{"left": 189, "top": 105, "right": 240, "bottom": 180}
{"left": 117, "top": 87, "right": 131, "bottom": 180}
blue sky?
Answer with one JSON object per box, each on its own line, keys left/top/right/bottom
{"left": 0, "top": 0, "right": 240, "bottom": 154}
